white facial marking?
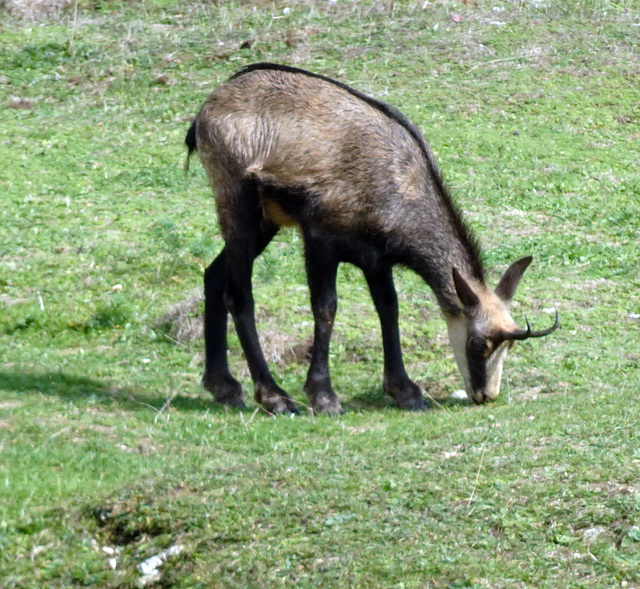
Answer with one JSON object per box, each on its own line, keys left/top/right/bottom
{"left": 445, "top": 310, "right": 513, "bottom": 403}
{"left": 445, "top": 314, "right": 472, "bottom": 397}
{"left": 484, "top": 341, "right": 511, "bottom": 401}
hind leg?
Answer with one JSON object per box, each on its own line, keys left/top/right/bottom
{"left": 215, "top": 179, "right": 298, "bottom": 415}
{"left": 203, "top": 247, "right": 246, "bottom": 407}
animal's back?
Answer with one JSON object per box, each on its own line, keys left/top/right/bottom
{"left": 194, "top": 65, "right": 438, "bottom": 235}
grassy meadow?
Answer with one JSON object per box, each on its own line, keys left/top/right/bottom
{"left": 1, "top": 0, "right": 639, "bottom": 586}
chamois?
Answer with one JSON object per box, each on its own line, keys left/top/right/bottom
{"left": 186, "top": 63, "right": 558, "bottom": 415}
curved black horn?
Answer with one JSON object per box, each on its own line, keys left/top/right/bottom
{"left": 507, "top": 310, "right": 560, "bottom": 341}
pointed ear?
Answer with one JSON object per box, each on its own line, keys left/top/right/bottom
{"left": 452, "top": 267, "right": 480, "bottom": 309}
{"left": 495, "top": 255, "right": 533, "bottom": 303}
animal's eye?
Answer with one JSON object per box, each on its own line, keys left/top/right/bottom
{"left": 468, "top": 336, "right": 496, "bottom": 359}
{"left": 468, "top": 336, "right": 489, "bottom": 357}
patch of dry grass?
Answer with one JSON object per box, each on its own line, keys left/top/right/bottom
{"left": 2, "top": 0, "right": 71, "bottom": 19}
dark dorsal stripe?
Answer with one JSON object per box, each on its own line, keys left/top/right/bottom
{"left": 231, "top": 62, "right": 484, "bottom": 281}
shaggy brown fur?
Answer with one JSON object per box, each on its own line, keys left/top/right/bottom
{"left": 186, "top": 63, "right": 557, "bottom": 414}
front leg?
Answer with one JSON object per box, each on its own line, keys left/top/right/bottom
{"left": 364, "top": 266, "right": 427, "bottom": 411}
{"left": 302, "top": 237, "right": 344, "bottom": 415}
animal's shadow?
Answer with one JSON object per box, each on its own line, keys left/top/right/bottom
{"left": 347, "top": 386, "right": 465, "bottom": 413}
{"left": 0, "top": 370, "right": 217, "bottom": 414}
{"left": 0, "top": 371, "right": 461, "bottom": 416}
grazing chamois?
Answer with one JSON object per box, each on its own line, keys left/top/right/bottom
{"left": 185, "top": 63, "right": 558, "bottom": 415}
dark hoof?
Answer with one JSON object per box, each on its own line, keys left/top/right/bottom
{"left": 385, "top": 378, "right": 428, "bottom": 411}
{"left": 311, "top": 391, "right": 345, "bottom": 416}
{"left": 303, "top": 381, "right": 344, "bottom": 416}
{"left": 203, "top": 373, "right": 246, "bottom": 408}
{"left": 255, "top": 383, "right": 299, "bottom": 416}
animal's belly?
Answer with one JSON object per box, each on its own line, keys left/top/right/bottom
{"left": 261, "top": 197, "right": 299, "bottom": 227}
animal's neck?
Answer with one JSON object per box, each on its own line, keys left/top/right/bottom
{"left": 382, "top": 175, "right": 484, "bottom": 315}
{"left": 399, "top": 223, "right": 484, "bottom": 316}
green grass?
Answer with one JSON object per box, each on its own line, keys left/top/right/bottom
{"left": 1, "top": 0, "right": 639, "bottom": 587}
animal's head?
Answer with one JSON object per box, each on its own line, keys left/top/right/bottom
{"left": 445, "top": 256, "right": 558, "bottom": 404}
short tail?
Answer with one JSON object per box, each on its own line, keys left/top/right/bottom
{"left": 184, "top": 119, "right": 197, "bottom": 172}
